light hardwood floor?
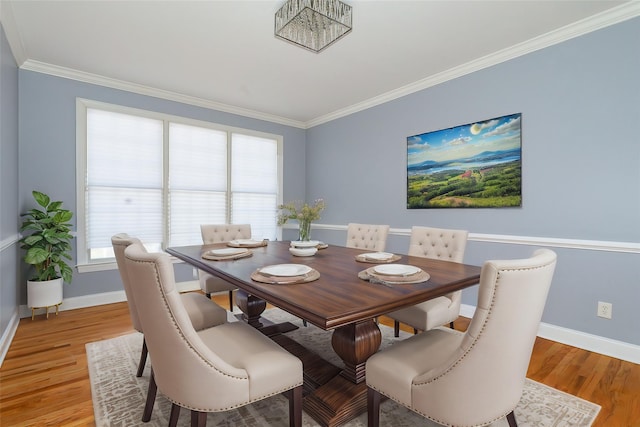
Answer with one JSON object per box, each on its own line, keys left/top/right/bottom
{"left": 1, "top": 295, "right": 638, "bottom": 426}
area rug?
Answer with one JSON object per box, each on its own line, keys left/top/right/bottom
{"left": 87, "top": 309, "right": 600, "bottom": 426}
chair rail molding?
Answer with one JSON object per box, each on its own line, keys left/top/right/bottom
{"left": 12, "top": 225, "right": 636, "bottom": 366}
{"left": 0, "top": 234, "right": 19, "bottom": 252}
{"left": 308, "top": 223, "right": 640, "bottom": 254}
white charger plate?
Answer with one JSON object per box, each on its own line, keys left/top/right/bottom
{"left": 207, "top": 247, "right": 249, "bottom": 256}
{"left": 260, "top": 264, "right": 312, "bottom": 277}
{"left": 363, "top": 252, "right": 394, "bottom": 260}
{"left": 373, "top": 264, "right": 421, "bottom": 276}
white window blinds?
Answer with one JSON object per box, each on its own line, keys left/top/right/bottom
{"left": 231, "top": 134, "right": 279, "bottom": 240}
{"left": 79, "top": 102, "right": 281, "bottom": 264}
{"left": 86, "top": 109, "right": 164, "bottom": 259}
{"left": 169, "top": 123, "right": 228, "bottom": 247}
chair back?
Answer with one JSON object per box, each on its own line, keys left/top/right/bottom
{"left": 123, "top": 243, "right": 252, "bottom": 410}
{"left": 408, "top": 226, "right": 468, "bottom": 308}
{"left": 200, "top": 224, "right": 251, "bottom": 244}
{"left": 346, "top": 223, "right": 389, "bottom": 251}
{"left": 408, "top": 226, "right": 468, "bottom": 262}
{"left": 111, "top": 233, "right": 144, "bottom": 332}
{"left": 412, "top": 249, "right": 557, "bottom": 425}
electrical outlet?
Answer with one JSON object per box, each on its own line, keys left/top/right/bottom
{"left": 597, "top": 301, "right": 612, "bottom": 319}
{"left": 192, "top": 267, "right": 198, "bottom": 279}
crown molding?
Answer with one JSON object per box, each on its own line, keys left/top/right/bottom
{"left": 306, "top": 2, "right": 640, "bottom": 128}
{"left": 20, "top": 60, "right": 307, "bottom": 129}
{"left": 0, "top": 1, "right": 27, "bottom": 66}
{"left": 8, "top": 2, "right": 640, "bottom": 129}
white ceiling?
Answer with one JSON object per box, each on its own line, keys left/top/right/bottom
{"left": 1, "top": 1, "right": 638, "bottom": 128}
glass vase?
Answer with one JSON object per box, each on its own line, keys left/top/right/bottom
{"left": 298, "top": 220, "right": 311, "bottom": 242}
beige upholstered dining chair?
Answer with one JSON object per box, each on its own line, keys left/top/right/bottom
{"left": 124, "top": 242, "right": 303, "bottom": 427}
{"left": 199, "top": 224, "right": 252, "bottom": 308}
{"left": 111, "top": 233, "right": 228, "bottom": 377}
{"left": 387, "top": 226, "right": 468, "bottom": 336}
{"left": 367, "top": 249, "right": 557, "bottom": 427}
{"left": 346, "top": 223, "right": 390, "bottom": 251}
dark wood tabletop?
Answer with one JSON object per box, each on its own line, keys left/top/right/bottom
{"left": 167, "top": 241, "right": 481, "bottom": 330}
{"left": 167, "top": 240, "right": 482, "bottom": 426}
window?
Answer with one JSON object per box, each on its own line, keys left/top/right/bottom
{"left": 76, "top": 99, "right": 282, "bottom": 266}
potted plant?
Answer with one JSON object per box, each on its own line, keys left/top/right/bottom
{"left": 277, "top": 198, "right": 326, "bottom": 242}
{"left": 19, "top": 190, "right": 74, "bottom": 318}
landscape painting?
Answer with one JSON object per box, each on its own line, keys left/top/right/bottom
{"left": 407, "top": 113, "right": 522, "bottom": 209}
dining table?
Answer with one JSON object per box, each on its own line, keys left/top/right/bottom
{"left": 167, "top": 240, "right": 481, "bottom": 427}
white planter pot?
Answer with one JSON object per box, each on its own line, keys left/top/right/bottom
{"left": 27, "top": 278, "right": 63, "bottom": 319}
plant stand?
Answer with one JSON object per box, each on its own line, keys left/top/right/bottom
{"left": 31, "top": 303, "right": 62, "bottom": 320}
{"left": 27, "top": 278, "right": 63, "bottom": 320}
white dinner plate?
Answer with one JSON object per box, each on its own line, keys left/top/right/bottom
{"left": 230, "top": 239, "right": 262, "bottom": 245}
{"left": 290, "top": 240, "right": 320, "bottom": 248}
{"left": 363, "top": 252, "right": 394, "bottom": 260}
{"left": 373, "top": 264, "right": 421, "bottom": 276}
{"left": 260, "top": 264, "right": 312, "bottom": 277}
{"left": 207, "top": 247, "right": 248, "bottom": 256}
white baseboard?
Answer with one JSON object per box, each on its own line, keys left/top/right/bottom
{"left": 18, "top": 290, "right": 128, "bottom": 319}
{"left": 16, "top": 279, "right": 203, "bottom": 319}
{"left": 537, "top": 323, "right": 640, "bottom": 365}
{"left": 460, "top": 304, "right": 639, "bottom": 364}
{"left": 5, "top": 295, "right": 636, "bottom": 366}
{"left": 0, "top": 309, "right": 20, "bottom": 368}
{"left": 176, "top": 280, "right": 200, "bottom": 293}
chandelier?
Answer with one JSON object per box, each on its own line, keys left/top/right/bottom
{"left": 275, "top": 0, "right": 353, "bottom": 53}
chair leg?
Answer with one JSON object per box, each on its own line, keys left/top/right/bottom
{"left": 137, "top": 337, "right": 148, "bottom": 377}
{"left": 302, "top": 319, "right": 308, "bottom": 327}
{"left": 168, "top": 404, "right": 181, "bottom": 427}
{"left": 506, "top": 410, "right": 518, "bottom": 427}
{"left": 142, "top": 369, "right": 158, "bottom": 422}
{"left": 367, "top": 387, "right": 381, "bottom": 427}
{"left": 394, "top": 320, "right": 400, "bottom": 337}
{"left": 286, "top": 385, "right": 303, "bottom": 427}
{"left": 191, "top": 410, "right": 207, "bottom": 427}
{"left": 228, "top": 290, "right": 234, "bottom": 310}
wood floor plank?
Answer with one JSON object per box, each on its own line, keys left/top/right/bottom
{"left": 1, "top": 296, "right": 638, "bottom": 426}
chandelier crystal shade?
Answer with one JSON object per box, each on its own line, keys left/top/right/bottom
{"left": 275, "top": 0, "right": 352, "bottom": 53}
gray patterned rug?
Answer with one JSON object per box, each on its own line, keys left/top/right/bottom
{"left": 87, "top": 308, "right": 600, "bottom": 426}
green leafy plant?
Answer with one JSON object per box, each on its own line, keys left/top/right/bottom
{"left": 19, "top": 191, "right": 74, "bottom": 283}
{"left": 278, "top": 199, "right": 326, "bottom": 241}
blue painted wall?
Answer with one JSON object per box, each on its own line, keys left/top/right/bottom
{"left": 2, "top": 17, "right": 639, "bottom": 351}
{"left": 0, "top": 21, "right": 20, "bottom": 343}
{"left": 17, "top": 71, "right": 306, "bottom": 299}
{"left": 305, "top": 18, "right": 640, "bottom": 344}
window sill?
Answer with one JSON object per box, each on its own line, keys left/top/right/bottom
{"left": 76, "top": 256, "right": 185, "bottom": 274}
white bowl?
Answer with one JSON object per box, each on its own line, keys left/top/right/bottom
{"left": 289, "top": 247, "right": 318, "bottom": 257}
{"left": 290, "top": 240, "right": 320, "bottom": 248}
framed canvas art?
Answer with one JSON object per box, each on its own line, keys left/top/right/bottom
{"left": 407, "top": 113, "right": 522, "bottom": 208}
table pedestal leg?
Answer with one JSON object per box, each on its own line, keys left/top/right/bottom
{"left": 302, "top": 319, "right": 382, "bottom": 426}
{"left": 235, "top": 289, "right": 266, "bottom": 328}
{"left": 235, "top": 289, "right": 298, "bottom": 336}
{"left": 331, "top": 320, "right": 382, "bottom": 384}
